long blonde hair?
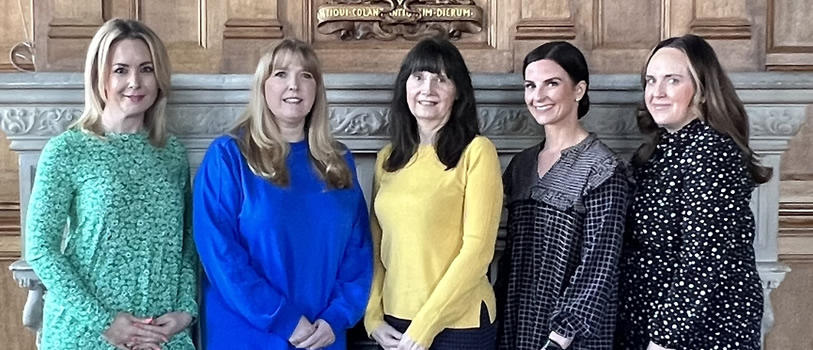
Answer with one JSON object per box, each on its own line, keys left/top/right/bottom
{"left": 70, "top": 19, "right": 171, "bottom": 147}
{"left": 231, "top": 39, "right": 352, "bottom": 189}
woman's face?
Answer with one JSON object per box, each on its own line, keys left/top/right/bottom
{"left": 523, "top": 59, "right": 585, "bottom": 126}
{"left": 405, "top": 70, "right": 457, "bottom": 126}
{"left": 264, "top": 54, "right": 317, "bottom": 130}
{"left": 644, "top": 47, "right": 698, "bottom": 132}
{"left": 104, "top": 39, "right": 158, "bottom": 121}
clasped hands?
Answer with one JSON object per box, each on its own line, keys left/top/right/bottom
{"left": 102, "top": 311, "right": 192, "bottom": 350}
{"left": 288, "top": 316, "right": 336, "bottom": 349}
{"left": 371, "top": 322, "right": 426, "bottom": 350}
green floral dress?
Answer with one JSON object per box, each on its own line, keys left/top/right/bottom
{"left": 25, "top": 129, "right": 198, "bottom": 350}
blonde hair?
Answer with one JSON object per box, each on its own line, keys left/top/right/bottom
{"left": 70, "top": 18, "right": 172, "bottom": 147}
{"left": 231, "top": 39, "right": 352, "bottom": 189}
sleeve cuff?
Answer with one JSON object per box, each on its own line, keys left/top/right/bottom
{"left": 268, "top": 302, "right": 304, "bottom": 340}
{"left": 319, "top": 306, "right": 349, "bottom": 332}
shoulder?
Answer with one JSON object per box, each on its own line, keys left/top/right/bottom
{"left": 375, "top": 143, "right": 393, "bottom": 166}
{"left": 42, "top": 129, "right": 87, "bottom": 157}
{"left": 580, "top": 138, "right": 630, "bottom": 190}
{"left": 682, "top": 122, "right": 742, "bottom": 165}
{"left": 464, "top": 136, "right": 497, "bottom": 155}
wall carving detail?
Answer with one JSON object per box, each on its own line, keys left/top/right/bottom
{"left": 316, "top": 0, "right": 483, "bottom": 40}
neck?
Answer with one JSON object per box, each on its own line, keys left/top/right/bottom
{"left": 416, "top": 117, "right": 447, "bottom": 145}
{"left": 542, "top": 116, "right": 589, "bottom": 152}
{"left": 279, "top": 123, "right": 306, "bottom": 143}
{"left": 101, "top": 109, "right": 144, "bottom": 134}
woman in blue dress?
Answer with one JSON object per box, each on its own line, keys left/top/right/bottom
{"left": 193, "top": 39, "right": 373, "bottom": 350}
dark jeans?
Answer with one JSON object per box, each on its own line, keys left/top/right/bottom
{"left": 383, "top": 302, "right": 496, "bottom": 350}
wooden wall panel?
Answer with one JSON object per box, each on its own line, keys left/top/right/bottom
{"left": 0, "top": 261, "right": 35, "bottom": 350}
{"left": 765, "top": 261, "right": 813, "bottom": 350}
{"left": 0, "top": 0, "right": 33, "bottom": 72}
{"left": 766, "top": 0, "right": 813, "bottom": 71}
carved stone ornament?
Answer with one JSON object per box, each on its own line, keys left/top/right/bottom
{"left": 316, "top": 0, "right": 484, "bottom": 40}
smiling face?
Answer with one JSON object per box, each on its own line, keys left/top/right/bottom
{"left": 644, "top": 47, "right": 698, "bottom": 132}
{"left": 103, "top": 38, "right": 158, "bottom": 121}
{"left": 264, "top": 52, "right": 317, "bottom": 130}
{"left": 405, "top": 70, "right": 457, "bottom": 126}
{"left": 523, "top": 59, "right": 585, "bottom": 126}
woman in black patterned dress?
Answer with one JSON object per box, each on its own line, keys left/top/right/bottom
{"left": 614, "top": 34, "right": 772, "bottom": 350}
{"left": 496, "top": 41, "right": 630, "bottom": 350}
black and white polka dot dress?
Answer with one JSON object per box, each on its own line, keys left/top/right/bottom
{"left": 614, "top": 119, "right": 763, "bottom": 350}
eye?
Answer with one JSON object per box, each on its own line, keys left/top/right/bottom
{"left": 411, "top": 73, "right": 422, "bottom": 81}
{"left": 645, "top": 77, "right": 656, "bottom": 85}
{"left": 113, "top": 67, "right": 127, "bottom": 74}
{"left": 546, "top": 81, "right": 559, "bottom": 87}
{"left": 302, "top": 72, "right": 314, "bottom": 79}
{"left": 668, "top": 77, "right": 679, "bottom": 84}
{"left": 524, "top": 82, "right": 535, "bottom": 89}
{"left": 140, "top": 65, "right": 154, "bottom": 73}
{"left": 273, "top": 71, "right": 287, "bottom": 78}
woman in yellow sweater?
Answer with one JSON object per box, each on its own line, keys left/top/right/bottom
{"left": 363, "top": 37, "right": 503, "bottom": 350}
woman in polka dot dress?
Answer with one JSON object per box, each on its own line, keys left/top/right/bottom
{"left": 614, "top": 34, "right": 773, "bottom": 350}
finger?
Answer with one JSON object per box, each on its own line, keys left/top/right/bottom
{"left": 297, "top": 329, "right": 323, "bottom": 349}
{"left": 129, "top": 332, "right": 166, "bottom": 344}
{"left": 133, "top": 322, "right": 172, "bottom": 338}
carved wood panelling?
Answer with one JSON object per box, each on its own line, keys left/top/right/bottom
{"left": 766, "top": 0, "right": 813, "bottom": 71}
{"left": 0, "top": 263, "right": 35, "bottom": 350}
{"left": 689, "top": 0, "right": 750, "bottom": 40}
{"left": 515, "top": 0, "right": 575, "bottom": 40}
{"left": 220, "top": 0, "right": 283, "bottom": 73}
{"left": 593, "top": 0, "right": 660, "bottom": 49}
{"left": 0, "top": 0, "right": 34, "bottom": 72}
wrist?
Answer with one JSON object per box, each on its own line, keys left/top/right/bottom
{"left": 542, "top": 338, "right": 564, "bottom": 350}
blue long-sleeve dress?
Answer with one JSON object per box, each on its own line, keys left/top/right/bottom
{"left": 193, "top": 135, "right": 373, "bottom": 350}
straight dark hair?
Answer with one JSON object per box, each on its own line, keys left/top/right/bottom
{"left": 632, "top": 34, "right": 772, "bottom": 184}
{"left": 523, "top": 41, "right": 591, "bottom": 118}
{"left": 384, "top": 36, "right": 480, "bottom": 172}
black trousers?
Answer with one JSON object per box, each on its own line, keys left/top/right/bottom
{"left": 383, "top": 302, "right": 496, "bottom": 350}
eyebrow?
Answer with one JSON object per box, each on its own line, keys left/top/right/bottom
{"left": 646, "top": 73, "right": 685, "bottom": 79}
{"left": 111, "top": 62, "right": 153, "bottom": 67}
{"left": 524, "top": 77, "right": 562, "bottom": 84}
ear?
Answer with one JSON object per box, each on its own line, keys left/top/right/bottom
{"left": 574, "top": 80, "right": 587, "bottom": 101}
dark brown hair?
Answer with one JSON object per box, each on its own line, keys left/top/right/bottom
{"left": 384, "top": 37, "right": 479, "bottom": 172}
{"left": 632, "top": 34, "right": 772, "bottom": 184}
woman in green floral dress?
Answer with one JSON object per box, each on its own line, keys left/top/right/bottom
{"left": 25, "top": 19, "right": 197, "bottom": 350}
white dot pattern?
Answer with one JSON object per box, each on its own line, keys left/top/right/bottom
{"left": 615, "top": 119, "right": 763, "bottom": 350}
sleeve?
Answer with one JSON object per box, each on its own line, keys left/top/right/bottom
{"left": 318, "top": 155, "right": 374, "bottom": 331}
{"left": 405, "top": 139, "right": 504, "bottom": 348}
{"left": 363, "top": 149, "right": 388, "bottom": 335}
{"left": 25, "top": 135, "right": 115, "bottom": 334}
{"left": 649, "top": 143, "right": 749, "bottom": 348}
{"left": 192, "top": 139, "right": 302, "bottom": 338}
{"left": 549, "top": 168, "right": 629, "bottom": 340}
{"left": 494, "top": 157, "right": 516, "bottom": 319}
{"left": 176, "top": 157, "right": 199, "bottom": 319}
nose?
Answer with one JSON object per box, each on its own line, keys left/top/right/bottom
{"left": 652, "top": 81, "right": 666, "bottom": 98}
{"left": 418, "top": 77, "right": 436, "bottom": 94}
{"left": 128, "top": 72, "right": 141, "bottom": 89}
{"left": 287, "top": 76, "right": 298, "bottom": 91}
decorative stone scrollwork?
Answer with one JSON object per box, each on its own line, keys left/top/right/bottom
{"left": 478, "top": 108, "right": 542, "bottom": 136}
{"left": 747, "top": 106, "right": 807, "bottom": 137}
{"left": 330, "top": 107, "right": 391, "bottom": 136}
{"left": 0, "top": 108, "right": 81, "bottom": 136}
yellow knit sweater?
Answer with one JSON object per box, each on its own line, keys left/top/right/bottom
{"left": 364, "top": 136, "right": 503, "bottom": 348}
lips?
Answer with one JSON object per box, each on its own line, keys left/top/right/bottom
{"left": 283, "top": 97, "right": 303, "bottom": 103}
{"left": 531, "top": 104, "right": 553, "bottom": 111}
{"left": 125, "top": 95, "right": 145, "bottom": 102}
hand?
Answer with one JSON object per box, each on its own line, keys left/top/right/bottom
{"left": 289, "top": 316, "right": 316, "bottom": 348}
{"left": 296, "top": 319, "right": 335, "bottom": 349}
{"left": 103, "top": 312, "right": 167, "bottom": 350}
{"left": 397, "top": 333, "right": 426, "bottom": 350}
{"left": 152, "top": 311, "right": 193, "bottom": 339}
{"left": 371, "top": 322, "right": 402, "bottom": 350}
{"left": 647, "top": 341, "right": 675, "bottom": 350}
